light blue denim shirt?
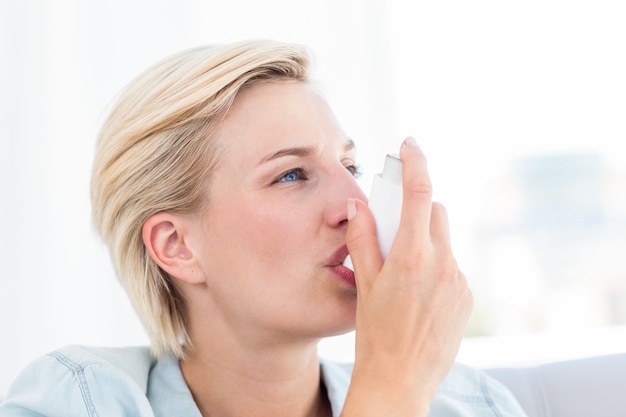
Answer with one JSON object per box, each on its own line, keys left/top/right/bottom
{"left": 0, "top": 345, "right": 527, "bottom": 416}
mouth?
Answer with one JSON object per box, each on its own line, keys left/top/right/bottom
{"left": 327, "top": 245, "right": 356, "bottom": 288}
{"left": 327, "top": 245, "right": 350, "bottom": 267}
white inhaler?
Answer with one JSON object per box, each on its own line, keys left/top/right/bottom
{"left": 344, "top": 153, "right": 402, "bottom": 269}
{"left": 368, "top": 153, "right": 403, "bottom": 259}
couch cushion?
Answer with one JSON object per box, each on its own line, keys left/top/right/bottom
{"left": 484, "top": 353, "right": 626, "bottom": 417}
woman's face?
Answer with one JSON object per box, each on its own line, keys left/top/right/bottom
{"left": 187, "top": 81, "right": 367, "bottom": 343}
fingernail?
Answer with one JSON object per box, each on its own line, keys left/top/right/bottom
{"left": 347, "top": 198, "right": 357, "bottom": 220}
{"left": 403, "top": 136, "right": 418, "bottom": 148}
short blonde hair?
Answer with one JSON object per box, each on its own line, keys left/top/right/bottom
{"left": 91, "top": 40, "right": 310, "bottom": 358}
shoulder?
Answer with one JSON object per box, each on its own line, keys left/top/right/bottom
{"left": 0, "top": 345, "right": 156, "bottom": 417}
{"left": 49, "top": 345, "right": 155, "bottom": 391}
{"left": 432, "top": 362, "right": 528, "bottom": 416}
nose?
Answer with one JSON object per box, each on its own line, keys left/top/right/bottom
{"left": 324, "top": 167, "right": 368, "bottom": 228}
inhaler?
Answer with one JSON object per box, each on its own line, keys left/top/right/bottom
{"left": 344, "top": 153, "right": 402, "bottom": 268}
{"left": 368, "top": 153, "right": 403, "bottom": 259}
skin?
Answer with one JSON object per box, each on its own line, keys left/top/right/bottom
{"left": 143, "top": 81, "right": 473, "bottom": 417}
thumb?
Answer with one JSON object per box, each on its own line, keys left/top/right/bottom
{"left": 345, "top": 198, "right": 384, "bottom": 288}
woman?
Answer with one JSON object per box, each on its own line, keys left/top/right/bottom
{"left": 1, "top": 40, "right": 526, "bottom": 416}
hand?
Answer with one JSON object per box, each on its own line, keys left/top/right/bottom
{"left": 342, "top": 137, "right": 473, "bottom": 417}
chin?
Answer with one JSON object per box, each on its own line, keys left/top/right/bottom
{"left": 320, "top": 311, "right": 356, "bottom": 338}
{"left": 292, "top": 294, "right": 356, "bottom": 339}
{"left": 323, "top": 325, "right": 355, "bottom": 338}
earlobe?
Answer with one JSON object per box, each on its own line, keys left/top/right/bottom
{"left": 142, "top": 213, "right": 205, "bottom": 284}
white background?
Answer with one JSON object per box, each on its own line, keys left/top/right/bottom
{"left": 2, "top": 0, "right": 625, "bottom": 395}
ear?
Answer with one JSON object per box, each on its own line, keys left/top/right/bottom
{"left": 142, "top": 212, "right": 206, "bottom": 285}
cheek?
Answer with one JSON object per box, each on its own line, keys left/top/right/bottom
{"left": 206, "top": 200, "right": 319, "bottom": 304}
{"left": 210, "top": 197, "right": 316, "bottom": 271}
{"left": 245, "top": 204, "right": 311, "bottom": 262}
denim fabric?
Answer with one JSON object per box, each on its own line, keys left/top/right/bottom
{"left": 0, "top": 345, "right": 527, "bottom": 416}
{"left": 321, "top": 360, "right": 528, "bottom": 417}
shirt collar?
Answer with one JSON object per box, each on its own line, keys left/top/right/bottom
{"left": 151, "top": 354, "right": 353, "bottom": 417}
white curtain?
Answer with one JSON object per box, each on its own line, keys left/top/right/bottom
{"left": 2, "top": 0, "right": 625, "bottom": 394}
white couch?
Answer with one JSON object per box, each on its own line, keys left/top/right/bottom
{"left": 484, "top": 353, "right": 626, "bottom": 417}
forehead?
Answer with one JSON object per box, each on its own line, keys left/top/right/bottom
{"left": 214, "top": 81, "right": 347, "bottom": 165}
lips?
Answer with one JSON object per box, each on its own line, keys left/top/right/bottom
{"left": 327, "top": 245, "right": 350, "bottom": 267}
{"left": 327, "top": 245, "right": 356, "bottom": 288}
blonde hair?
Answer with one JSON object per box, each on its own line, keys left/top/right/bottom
{"left": 91, "top": 40, "right": 310, "bottom": 358}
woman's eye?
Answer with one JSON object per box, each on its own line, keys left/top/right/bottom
{"left": 346, "top": 164, "right": 363, "bottom": 178}
{"left": 277, "top": 167, "right": 307, "bottom": 183}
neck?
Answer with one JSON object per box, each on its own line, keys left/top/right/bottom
{"left": 177, "top": 284, "right": 335, "bottom": 417}
{"left": 180, "top": 324, "right": 331, "bottom": 417}
{"left": 181, "top": 344, "right": 330, "bottom": 417}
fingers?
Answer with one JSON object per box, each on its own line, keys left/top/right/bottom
{"left": 345, "top": 138, "right": 474, "bottom": 412}
{"left": 346, "top": 138, "right": 453, "bottom": 284}
{"left": 396, "top": 137, "right": 433, "bottom": 248}
{"left": 345, "top": 198, "right": 384, "bottom": 287}
{"left": 430, "top": 202, "right": 452, "bottom": 251}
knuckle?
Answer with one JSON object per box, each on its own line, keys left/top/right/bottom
{"left": 439, "top": 265, "right": 461, "bottom": 289}
{"left": 405, "top": 179, "right": 433, "bottom": 201}
{"left": 346, "top": 228, "right": 369, "bottom": 250}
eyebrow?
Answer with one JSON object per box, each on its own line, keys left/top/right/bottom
{"left": 258, "top": 139, "right": 356, "bottom": 166}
